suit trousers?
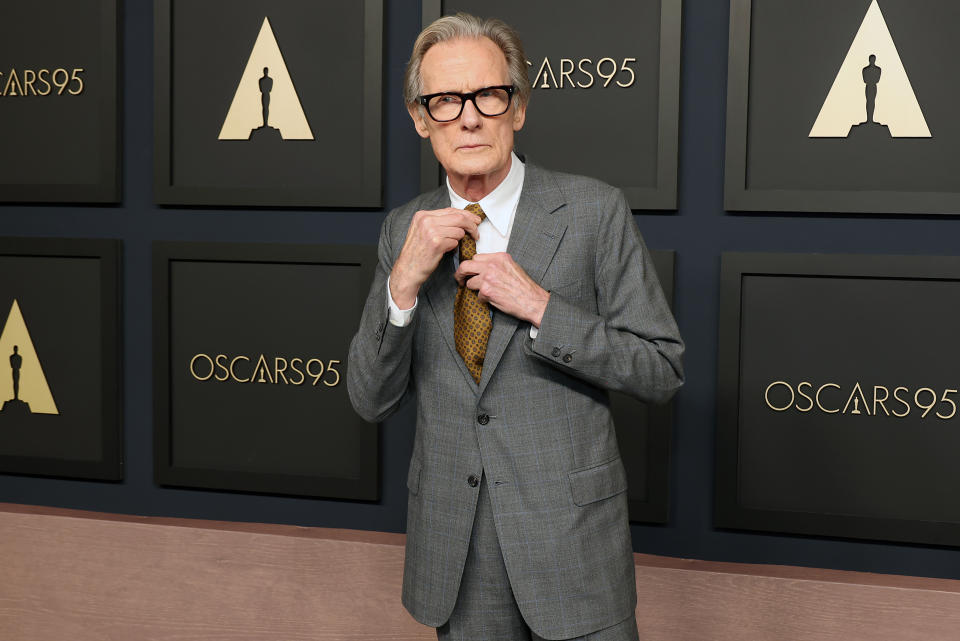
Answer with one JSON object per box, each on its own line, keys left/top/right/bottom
{"left": 436, "top": 474, "right": 641, "bottom": 641}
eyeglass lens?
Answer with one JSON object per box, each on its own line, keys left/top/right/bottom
{"left": 428, "top": 88, "right": 511, "bottom": 121}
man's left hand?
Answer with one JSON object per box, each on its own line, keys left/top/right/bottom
{"left": 455, "top": 253, "right": 550, "bottom": 328}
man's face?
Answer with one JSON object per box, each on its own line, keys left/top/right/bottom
{"left": 408, "top": 37, "right": 526, "bottom": 187}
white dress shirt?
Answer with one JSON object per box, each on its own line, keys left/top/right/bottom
{"left": 386, "top": 152, "right": 538, "bottom": 337}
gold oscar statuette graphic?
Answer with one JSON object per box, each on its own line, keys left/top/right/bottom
{"left": 218, "top": 17, "right": 314, "bottom": 141}
{"left": 0, "top": 299, "right": 59, "bottom": 415}
{"left": 810, "top": 0, "right": 930, "bottom": 138}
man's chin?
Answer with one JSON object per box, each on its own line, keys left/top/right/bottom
{"left": 445, "top": 153, "right": 500, "bottom": 178}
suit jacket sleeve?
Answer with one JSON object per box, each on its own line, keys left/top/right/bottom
{"left": 525, "top": 186, "right": 684, "bottom": 403}
{"left": 346, "top": 212, "right": 417, "bottom": 423}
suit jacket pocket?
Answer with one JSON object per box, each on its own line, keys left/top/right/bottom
{"left": 406, "top": 457, "right": 422, "bottom": 495}
{"left": 568, "top": 456, "right": 627, "bottom": 506}
{"left": 545, "top": 278, "right": 581, "bottom": 301}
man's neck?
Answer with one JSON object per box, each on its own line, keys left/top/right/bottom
{"left": 447, "top": 157, "right": 513, "bottom": 203}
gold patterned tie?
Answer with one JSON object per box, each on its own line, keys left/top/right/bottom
{"left": 454, "top": 203, "right": 492, "bottom": 384}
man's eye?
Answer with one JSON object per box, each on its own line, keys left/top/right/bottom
{"left": 436, "top": 95, "right": 460, "bottom": 104}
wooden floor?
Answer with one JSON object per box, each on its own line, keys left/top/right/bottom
{"left": 2, "top": 503, "right": 960, "bottom": 640}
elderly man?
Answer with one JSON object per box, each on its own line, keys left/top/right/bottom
{"left": 347, "top": 13, "right": 683, "bottom": 641}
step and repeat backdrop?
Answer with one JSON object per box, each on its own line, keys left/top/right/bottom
{"left": 0, "top": 0, "right": 119, "bottom": 202}
{"left": 725, "top": 0, "right": 960, "bottom": 213}
{"left": 154, "top": 0, "right": 383, "bottom": 206}
{"left": 5, "top": 0, "right": 960, "bottom": 560}
{"left": 153, "top": 242, "right": 378, "bottom": 500}
{"left": 0, "top": 238, "right": 121, "bottom": 480}
{"left": 717, "top": 253, "right": 960, "bottom": 547}
{"left": 420, "top": 0, "right": 682, "bottom": 209}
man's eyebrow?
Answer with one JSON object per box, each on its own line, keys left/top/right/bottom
{"left": 426, "top": 85, "right": 508, "bottom": 95}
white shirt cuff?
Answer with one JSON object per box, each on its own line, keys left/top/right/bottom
{"left": 529, "top": 326, "right": 539, "bottom": 339}
{"left": 386, "top": 275, "right": 417, "bottom": 327}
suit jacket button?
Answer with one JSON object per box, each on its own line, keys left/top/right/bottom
{"left": 551, "top": 347, "right": 561, "bottom": 357}
{"left": 467, "top": 474, "right": 479, "bottom": 488}
{"left": 477, "top": 414, "right": 489, "bottom": 425}
{"left": 563, "top": 353, "right": 573, "bottom": 363}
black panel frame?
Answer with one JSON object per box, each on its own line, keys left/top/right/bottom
{"left": 0, "top": 237, "right": 122, "bottom": 480}
{"left": 614, "top": 249, "right": 675, "bottom": 523}
{"left": 717, "top": 251, "right": 960, "bottom": 546}
{"left": 153, "top": 241, "right": 379, "bottom": 500}
{"left": 419, "top": 0, "right": 682, "bottom": 210}
{"left": 0, "top": 0, "right": 120, "bottom": 203}
{"left": 724, "top": 0, "right": 960, "bottom": 214}
{"left": 153, "top": 0, "right": 383, "bottom": 207}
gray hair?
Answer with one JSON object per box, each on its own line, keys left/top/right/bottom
{"left": 403, "top": 13, "right": 531, "bottom": 108}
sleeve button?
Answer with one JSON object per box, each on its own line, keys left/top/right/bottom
{"left": 551, "top": 347, "right": 561, "bottom": 357}
{"left": 563, "top": 353, "right": 573, "bottom": 363}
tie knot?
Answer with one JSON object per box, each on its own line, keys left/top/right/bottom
{"left": 465, "top": 203, "right": 486, "bottom": 222}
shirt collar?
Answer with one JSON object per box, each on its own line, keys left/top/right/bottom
{"left": 446, "top": 152, "right": 525, "bottom": 236}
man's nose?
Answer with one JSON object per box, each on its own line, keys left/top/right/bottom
{"left": 460, "top": 98, "right": 483, "bottom": 129}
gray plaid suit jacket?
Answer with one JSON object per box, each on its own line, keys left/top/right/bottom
{"left": 347, "top": 162, "right": 684, "bottom": 639}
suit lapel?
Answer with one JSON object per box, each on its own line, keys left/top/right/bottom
{"left": 478, "top": 164, "right": 567, "bottom": 394}
{"left": 420, "top": 189, "right": 478, "bottom": 390}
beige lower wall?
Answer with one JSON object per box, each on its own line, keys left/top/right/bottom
{"left": 2, "top": 503, "right": 959, "bottom": 641}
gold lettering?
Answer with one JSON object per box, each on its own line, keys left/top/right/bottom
{"left": 23, "top": 69, "right": 36, "bottom": 96}
{"left": 52, "top": 68, "right": 68, "bottom": 95}
{"left": 873, "top": 385, "right": 890, "bottom": 416}
{"left": 189, "top": 353, "right": 214, "bottom": 381}
{"left": 68, "top": 68, "right": 84, "bottom": 95}
{"left": 892, "top": 386, "right": 911, "bottom": 417}
{"left": 816, "top": 383, "right": 841, "bottom": 413}
{"left": 274, "top": 357, "right": 289, "bottom": 384}
{"left": 559, "top": 58, "right": 575, "bottom": 89}
{"left": 842, "top": 382, "right": 871, "bottom": 415}
{"left": 796, "top": 381, "right": 814, "bottom": 412}
{"left": 764, "top": 381, "right": 794, "bottom": 411}
{"left": 616, "top": 58, "right": 637, "bottom": 88}
{"left": 6, "top": 70, "right": 23, "bottom": 97}
{"left": 36, "top": 69, "right": 51, "bottom": 96}
{"left": 288, "top": 357, "right": 305, "bottom": 385}
{"left": 577, "top": 58, "right": 594, "bottom": 88}
{"left": 324, "top": 359, "right": 341, "bottom": 387}
{"left": 937, "top": 389, "right": 957, "bottom": 420}
{"left": 214, "top": 354, "right": 229, "bottom": 381}
{"left": 306, "top": 358, "right": 324, "bottom": 386}
{"left": 189, "top": 353, "right": 340, "bottom": 387}
{"left": 229, "top": 355, "right": 250, "bottom": 383}
{"left": 915, "top": 388, "right": 936, "bottom": 418}
{"left": 534, "top": 58, "right": 558, "bottom": 89}
{"left": 251, "top": 354, "right": 274, "bottom": 383}
{"left": 597, "top": 57, "right": 617, "bottom": 87}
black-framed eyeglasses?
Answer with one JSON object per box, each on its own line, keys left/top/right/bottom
{"left": 418, "top": 85, "right": 515, "bottom": 122}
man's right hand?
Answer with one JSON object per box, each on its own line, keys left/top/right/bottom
{"left": 389, "top": 208, "right": 481, "bottom": 309}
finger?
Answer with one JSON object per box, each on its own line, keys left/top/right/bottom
{"left": 430, "top": 225, "right": 467, "bottom": 240}
{"left": 466, "top": 274, "right": 484, "bottom": 292}
{"left": 440, "top": 237, "right": 460, "bottom": 253}
{"left": 470, "top": 251, "right": 504, "bottom": 263}
{"left": 428, "top": 215, "right": 475, "bottom": 240}
{"left": 424, "top": 207, "right": 468, "bottom": 217}
{"left": 450, "top": 210, "right": 484, "bottom": 232}
{"left": 454, "top": 260, "right": 481, "bottom": 286}
{"left": 465, "top": 221, "right": 479, "bottom": 240}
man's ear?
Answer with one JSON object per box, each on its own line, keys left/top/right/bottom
{"left": 408, "top": 104, "right": 430, "bottom": 139}
{"left": 512, "top": 100, "right": 527, "bottom": 132}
